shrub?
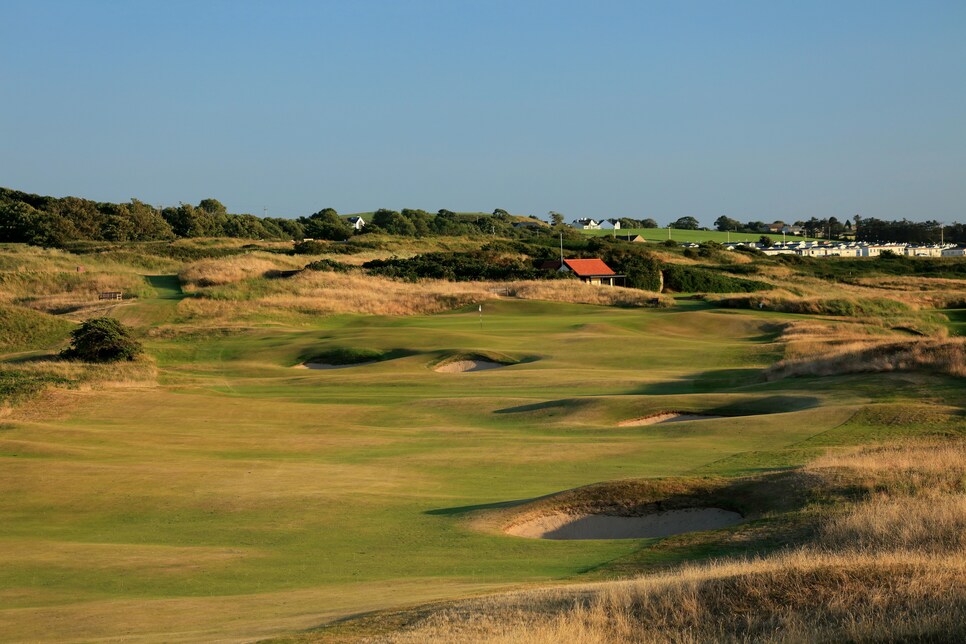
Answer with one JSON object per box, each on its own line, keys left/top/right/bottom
{"left": 601, "top": 247, "right": 663, "bottom": 292}
{"left": 61, "top": 317, "right": 143, "bottom": 362}
{"left": 363, "top": 251, "right": 545, "bottom": 282}
{"left": 662, "top": 265, "right": 770, "bottom": 293}
{"left": 292, "top": 240, "right": 328, "bottom": 254}
{"left": 303, "top": 258, "right": 353, "bottom": 273}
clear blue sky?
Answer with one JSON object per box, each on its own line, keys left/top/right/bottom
{"left": 2, "top": 1, "right": 964, "bottom": 225}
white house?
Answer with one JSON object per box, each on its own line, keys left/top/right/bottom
{"left": 904, "top": 245, "right": 944, "bottom": 257}
{"left": 599, "top": 219, "right": 621, "bottom": 230}
{"left": 346, "top": 216, "right": 366, "bottom": 230}
{"left": 859, "top": 244, "right": 904, "bottom": 257}
{"left": 571, "top": 218, "right": 601, "bottom": 230}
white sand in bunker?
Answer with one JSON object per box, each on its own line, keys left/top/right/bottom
{"left": 506, "top": 508, "right": 744, "bottom": 540}
{"left": 434, "top": 360, "right": 507, "bottom": 373}
{"left": 618, "top": 412, "right": 723, "bottom": 427}
{"left": 295, "top": 362, "right": 377, "bottom": 370}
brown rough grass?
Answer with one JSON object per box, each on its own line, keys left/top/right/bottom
{"left": 767, "top": 337, "right": 966, "bottom": 379}
{"left": 178, "top": 253, "right": 305, "bottom": 288}
{"left": 505, "top": 281, "right": 669, "bottom": 308}
{"left": 176, "top": 272, "right": 669, "bottom": 323}
{"left": 373, "top": 551, "right": 966, "bottom": 643}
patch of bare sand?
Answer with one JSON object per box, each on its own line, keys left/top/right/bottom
{"left": 434, "top": 360, "right": 506, "bottom": 373}
{"left": 296, "top": 362, "right": 377, "bottom": 370}
{"left": 618, "top": 412, "right": 722, "bottom": 427}
{"left": 506, "top": 508, "right": 744, "bottom": 540}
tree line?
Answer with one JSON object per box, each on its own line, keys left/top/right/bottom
{"left": 854, "top": 218, "right": 965, "bottom": 244}
{"left": 2, "top": 186, "right": 962, "bottom": 247}
{"left": 0, "top": 187, "right": 560, "bottom": 247}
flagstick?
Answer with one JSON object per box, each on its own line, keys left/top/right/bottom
{"left": 479, "top": 304, "right": 483, "bottom": 330}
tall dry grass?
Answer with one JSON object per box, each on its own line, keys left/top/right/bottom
{"left": 0, "top": 357, "right": 158, "bottom": 417}
{"left": 506, "top": 281, "right": 669, "bottom": 308}
{"left": 767, "top": 337, "right": 966, "bottom": 379}
{"left": 806, "top": 442, "right": 966, "bottom": 555}
{"left": 806, "top": 441, "right": 966, "bottom": 496}
{"left": 178, "top": 271, "right": 496, "bottom": 320}
{"left": 178, "top": 253, "right": 305, "bottom": 289}
{"left": 821, "top": 494, "right": 966, "bottom": 554}
{"left": 0, "top": 271, "right": 154, "bottom": 314}
{"left": 176, "top": 271, "right": 669, "bottom": 323}
{"left": 377, "top": 550, "right": 966, "bottom": 643}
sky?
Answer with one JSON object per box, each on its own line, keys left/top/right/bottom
{"left": 2, "top": 1, "right": 964, "bottom": 226}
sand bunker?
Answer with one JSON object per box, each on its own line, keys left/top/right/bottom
{"left": 296, "top": 362, "right": 377, "bottom": 370}
{"left": 618, "top": 412, "right": 722, "bottom": 427}
{"left": 506, "top": 508, "right": 743, "bottom": 540}
{"left": 434, "top": 360, "right": 507, "bottom": 373}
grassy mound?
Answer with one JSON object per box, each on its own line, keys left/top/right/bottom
{"left": 300, "top": 346, "right": 387, "bottom": 366}
{"left": 431, "top": 350, "right": 520, "bottom": 370}
{"left": 0, "top": 304, "right": 74, "bottom": 351}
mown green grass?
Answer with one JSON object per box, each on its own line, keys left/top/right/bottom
{"left": 0, "top": 290, "right": 955, "bottom": 642}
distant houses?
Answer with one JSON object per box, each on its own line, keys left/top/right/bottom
{"left": 570, "top": 218, "right": 620, "bottom": 230}
{"left": 346, "top": 216, "right": 366, "bottom": 231}
{"left": 719, "top": 240, "right": 953, "bottom": 258}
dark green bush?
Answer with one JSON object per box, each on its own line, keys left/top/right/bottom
{"left": 293, "top": 240, "right": 328, "bottom": 254}
{"left": 363, "top": 251, "right": 546, "bottom": 282}
{"left": 61, "top": 317, "right": 143, "bottom": 362}
{"left": 303, "top": 258, "right": 353, "bottom": 273}
{"left": 662, "top": 265, "right": 770, "bottom": 293}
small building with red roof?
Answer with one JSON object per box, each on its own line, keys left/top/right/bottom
{"left": 542, "top": 258, "right": 622, "bottom": 286}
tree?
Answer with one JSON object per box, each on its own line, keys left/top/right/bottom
{"left": 61, "top": 317, "right": 143, "bottom": 362}
{"left": 714, "top": 216, "right": 740, "bottom": 232}
{"left": 548, "top": 211, "right": 565, "bottom": 227}
{"left": 197, "top": 198, "right": 228, "bottom": 217}
{"left": 492, "top": 208, "right": 510, "bottom": 217}
{"left": 640, "top": 218, "right": 659, "bottom": 229}
{"left": 671, "top": 216, "right": 700, "bottom": 230}
{"left": 163, "top": 203, "right": 217, "bottom": 237}
{"left": 603, "top": 247, "right": 663, "bottom": 292}
{"left": 401, "top": 209, "right": 433, "bottom": 236}
{"left": 301, "top": 208, "right": 351, "bottom": 241}
{"left": 123, "top": 199, "right": 174, "bottom": 241}
{"left": 827, "top": 216, "right": 841, "bottom": 239}
{"left": 371, "top": 209, "right": 416, "bottom": 236}
{"left": 759, "top": 235, "right": 773, "bottom": 247}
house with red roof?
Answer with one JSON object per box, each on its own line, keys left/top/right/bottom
{"left": 542, "top": 258, "right": 622, "bottom": 286}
